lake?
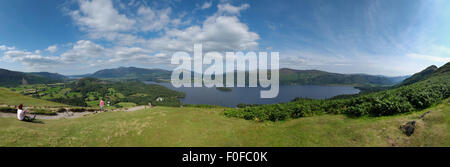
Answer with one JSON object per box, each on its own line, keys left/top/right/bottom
{"left": 146, "top": 82, "right": 360, "bottom": 107}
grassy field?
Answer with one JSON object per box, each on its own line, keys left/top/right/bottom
{"left": 0, "top": 88, "right": 67, "bottom": 107}
{"left": 0, "top": 99, "right": 448, "bottom": 147}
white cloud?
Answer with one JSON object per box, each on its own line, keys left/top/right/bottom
{"left": 201, "top": 1, "right": 212, "bottom": 10}
{"left": 217, "top": 3, "right": 249, "bottom": 15}
{"left": 1, "top": 2, "right": 260, "bottom": 74}
{"left": 2, "top": 47, "right": 60, "bottom": 70}
{"left": 60, "top": 40, "right": 105, "bottom": 63}
{"left": 4, "top": 50, "right": 34, "bottom": 58}
{"left": 67, "top": 1, "right": 258, "bottom": 52}
{"left": 14, "top": 55, "right": 60, "bottom": 68}
{"left": 1, "top": 40, "right": 169, "bottom": 72}
{"left": 431, "top": 45, "right": 450, "bottom": 55}
{"left": 70, "top": 0, "right": 136, "bottom": 36}
{"left": 407, "top": 53, "right": 450, "bottom": 63}
{"left": 0, "top": 45, "right": 15, "bottom": 51}
{"left": 68, "top": 0, "right": 181, "bottom": 44}
{"left": 280, "top": 50, "right": 350, "bottom": 69}
{"left": 58, "top": 40, "right": 168, "bottom": 67}
{"left": 45, "top": 45, "right": 58, "bottom": 53}
{"left": 107, "top": 46, "right": 149, "bottom": 63}
{"left": 148, "top": 3, "right": 259, "bottom": 53}
{"left": 137, "top": 6, "right": 172, "bottom": 32}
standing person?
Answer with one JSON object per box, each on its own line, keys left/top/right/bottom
{"left": 100, "top": 99, "right": 105, "bottom": 112}
{"left": 17, "top": 104, "right": 36, "bottom": 122}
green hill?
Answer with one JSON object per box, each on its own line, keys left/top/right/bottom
{"left": 10, "top": 78, "right": 185, "bottom": 107}
{"left": 0, "top": 88, "right": 66, "bottom": 107}
{"left": 278, "top": 68, "right": 401, "bottom": 86}
{"left": 0, "top": 68, "right": 65, "bottom": 87}
{"left": 432, "top": 63, "right": 450, "bottom": 75}
{"left": 77, "top": 67, "right": 405, "bottom": 86}
{"left": 29, "top": 72, "right": 67, "bottom": 80}
{"left": 89, "top": 67, "right": 171, "bottom": 82}
{"left": 398, "top": 65, "right": 438, "bottom": 86}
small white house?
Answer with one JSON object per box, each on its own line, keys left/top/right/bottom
{"left": 155, "top": 97, "right": 164, "bottom": 102}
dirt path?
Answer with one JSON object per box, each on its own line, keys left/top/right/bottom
{"left": 123, "top": 106, "right": 149, "bottom": 112}
{"left": 0, "top": 111, "right": 93, "bottom": 120}
{"left": 0, "top": 105, "right": 150, "bottom": 120}
{"left": 108, "top": 105, "right": 149, "bottom": 112}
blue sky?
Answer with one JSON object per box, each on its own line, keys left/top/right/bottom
{"left": 0, "top": 0, "right": 449, "bottom": 76}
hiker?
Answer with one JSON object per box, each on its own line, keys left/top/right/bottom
{"left": 100, "top": 99, "right": 104, "bottom": 112}
{"left": 17, "top": 104, "right": 36, "bottom": 122}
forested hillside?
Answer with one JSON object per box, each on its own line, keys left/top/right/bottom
{"left": 397, "top": 65, "right": 438, "bottom": 86}
{"left": 279, "top": 68, "right": 403, "bottom": 86}
{"left": 89, "top": 67, "right": 171, "bottom": 82}
{"left": 0, "top": 68, "right": 65, "bottom": 87}
{"left": 11, "top": 78, "right": 185, "bottom": 107}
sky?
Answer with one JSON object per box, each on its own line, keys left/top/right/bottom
{"left": 0, "top": 0, "right": 449, "bottom": 76}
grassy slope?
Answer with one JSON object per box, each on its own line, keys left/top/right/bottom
{"left": 1, "top": 99, "right": 448, "bottom": 147}
{"left": 0, "top": 69, "right": 63, "bottom": 87}
{"left": 0, "top": 88, "right": 66, "bottom": 107}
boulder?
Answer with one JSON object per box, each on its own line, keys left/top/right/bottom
{"left": 399, "top": 121, "right": 416, "bottom": 136}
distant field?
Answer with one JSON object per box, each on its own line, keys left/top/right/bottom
{"left": 0, "top": 88, "right": 67, "bottom": 107}
{"left": 115, "top": 102, "right": 137, "bottom": 108}
{"left": 0, "top": 99, "right": 448, "bottom": 147}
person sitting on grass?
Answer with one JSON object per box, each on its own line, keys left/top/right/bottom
{"left": 17, "top": 104, "right": 36, "bottom": 122}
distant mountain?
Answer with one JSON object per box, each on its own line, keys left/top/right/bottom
{"left": 387, "top": 75, "right": 410, "bottom": 84}
{"left": 71, "top": 67, "right": 408, "bottom": 86}
{"left": 67, "top": 74, "right": 92, "bottom": 79}
{"left": 398, "top": 65, "right": 438, "bottom": 86}
{"left": 279, "top": 68, "right": 401, "bottom": 86}
{"left": 0, "top": 69, "right": 65, "bottom": 87}
{"left": 29, "top": 72, "right": 67, "bottom": 80}
{"left": 88, "top": 67, "right": 172, "bottom": 82}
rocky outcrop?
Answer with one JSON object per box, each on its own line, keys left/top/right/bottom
{"left": 399, "top": 121, "right": 416, "bottom": 136}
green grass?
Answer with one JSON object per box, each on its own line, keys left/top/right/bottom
{"left": 115, "top": 102, "right": 137, "bottom": 108}
{"left": 0, "top": 99, "right": 448, "bottom": 147}
{"left": 0, "top": 88, "right": 67, "bottom": 107}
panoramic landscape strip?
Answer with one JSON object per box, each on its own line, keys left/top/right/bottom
{"left": 0, "top": 0, "right": 449, "bottom": 164}
{"left": 0, "top": 62, "right": 449, "bottom": 146}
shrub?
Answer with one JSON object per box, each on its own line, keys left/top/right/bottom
{"left": 69, "top": 108, "right": 86, "bottom": 112}
{"left": 70, "top": 108, "right": 96, "bottom": 112}
{"left": 0, "top": 107, "right": 16, "bottom": 113}
{"left": 57, "top": 108, "right": 67, "bottom": 113}
{"left": 31, "top": 109, "right": 57, "bottom": 116}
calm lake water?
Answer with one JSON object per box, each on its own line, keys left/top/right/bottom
{"left": 146, "top": 82, "right": 360, "bottom": 107}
